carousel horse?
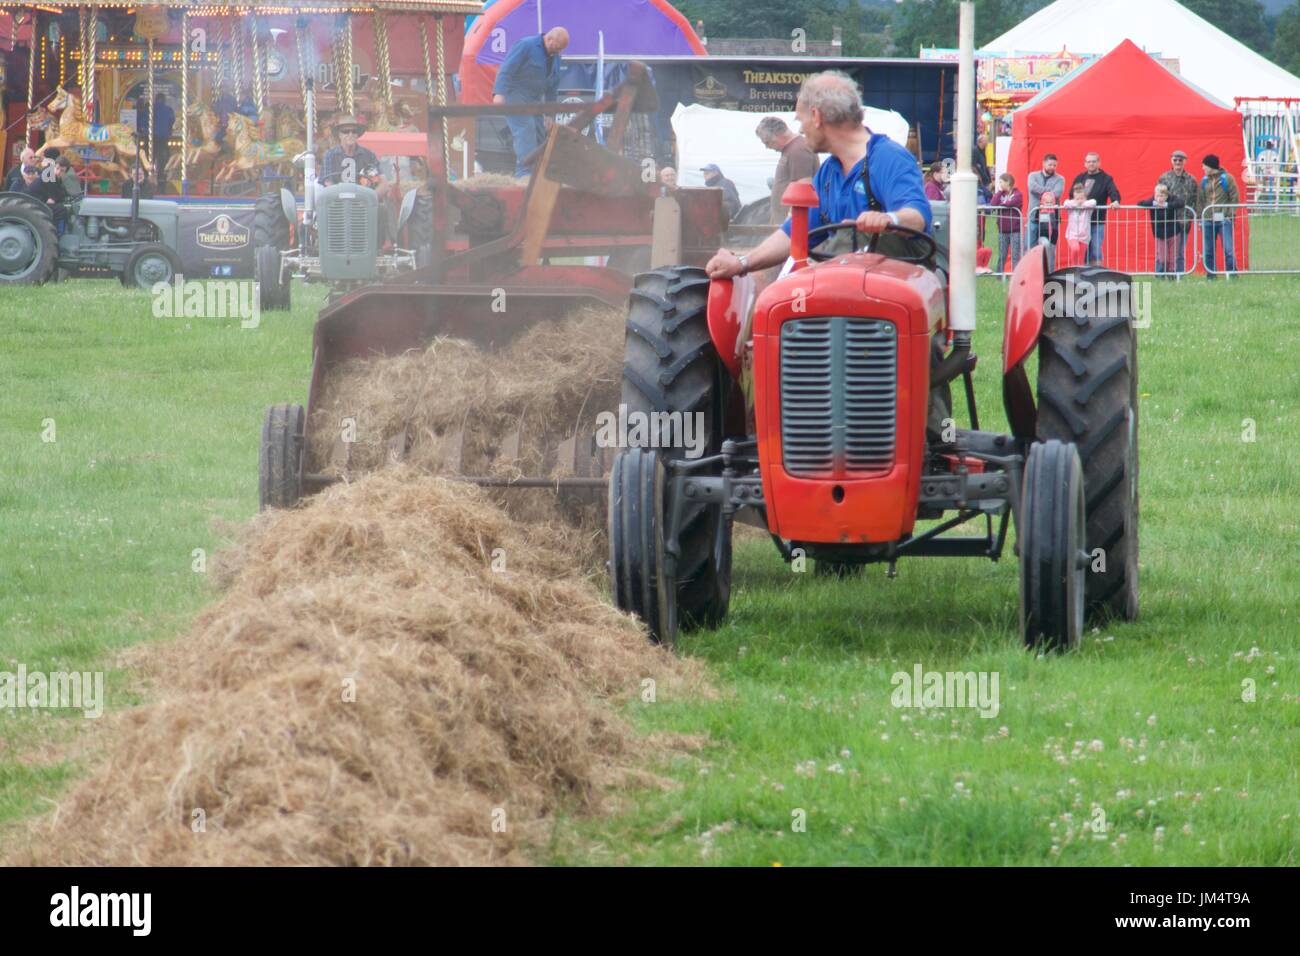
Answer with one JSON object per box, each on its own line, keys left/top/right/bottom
{"left": 165, "top": 100, "right": 227, "bottom": 178}
{"left": 214, "top": 111, "right": 305, "bottom": 183}
{"left": 27, "top": 106, "right": 126, "bottom": 180}
{"left": 35, "top": 86, "right": 152, "bottom": 171}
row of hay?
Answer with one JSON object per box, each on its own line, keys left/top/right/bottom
{"left": 5, "top": 471, "right": 702, "bottom": 866}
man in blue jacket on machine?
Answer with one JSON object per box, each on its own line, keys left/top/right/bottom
{"left": 493, "top": 26, "right": 570, "bottom": 178}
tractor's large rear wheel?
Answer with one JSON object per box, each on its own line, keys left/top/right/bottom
{"left": 1019, "top": 440, "right": 1087, "bottom": 650}
{"left": 256, "top": 243, "right": 291, "bottom": 311}
{"left": 609, "top": 448, "right": 676, "bottom": 644}
{"left": 619, "top": 266, "right": 732, "bottom": 632}
{"left": 259, "top": 403, "right": 305, "bottom": 511}
{"left": 0, "top": 196, "right": 58, "bottom": 285}
{"left": 1035, "top": 268, "right": 1139, "bottom": 623}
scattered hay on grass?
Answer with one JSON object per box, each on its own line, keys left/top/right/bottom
{"left": 5, "top": 471, "right": 704, "bottom": 866}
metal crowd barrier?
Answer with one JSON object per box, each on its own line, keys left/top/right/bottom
{"left": 1024, "top": 203, "right": 1198, "bottom": 277}
{"left": 1201, "top": 202, "right": 1300, "bottom": 275}
{"left": 976, "top": 203, "right": 1028, "bottom": 277}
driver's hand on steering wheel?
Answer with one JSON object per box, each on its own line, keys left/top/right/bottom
{"left": 855, "top": 211, "right": 893, "bottom": 234}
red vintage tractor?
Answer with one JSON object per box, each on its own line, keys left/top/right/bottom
{"left": 606, "top": 180, "right": 1139, "bottom": 651}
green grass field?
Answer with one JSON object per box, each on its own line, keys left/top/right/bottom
{"left": 1, "top": 274, "right": 1296, "bottom": 865}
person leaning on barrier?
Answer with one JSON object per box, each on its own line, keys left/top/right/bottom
{"left": 1137, "top": 183, "right": 1187, "bottom": 278}
{"left": 1027, "top": 153, "right": 1065, "bottom": 252}
{"left": 1200, "top": 154, "right": 1240, "bottom": 279}
{"left": 1070, "top": 152, "right": 1121, "bottom": 266}
{"left": 989, "top": 173, "right": 1024, "bottom": 273}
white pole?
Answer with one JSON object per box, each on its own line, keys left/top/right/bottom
{"left": 948, "top": 1, "right": 978, "bottom": 334}
{"left": 537, "top": 0, "right": 543, "bottom": 34}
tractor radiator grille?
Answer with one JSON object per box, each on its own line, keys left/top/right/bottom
{"left": 323, "top": 197, "right": 370, "bottom": 256}
{"left": 779, "top": 317, "right": 897, "bottom": 478}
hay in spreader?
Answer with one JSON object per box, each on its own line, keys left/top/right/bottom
{"left": 6, "top": 471, "right": 703, "bottom": 866}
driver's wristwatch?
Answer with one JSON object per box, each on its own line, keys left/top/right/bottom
{"left": 737, "top": 254, "right": 750, "bottom": 276}
{"left": 886, "top": 212, "right": 900, "bottom": 227}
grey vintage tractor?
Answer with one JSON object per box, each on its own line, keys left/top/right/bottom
{"left": 0, "top": 191, "right": 183, "bottom": 287}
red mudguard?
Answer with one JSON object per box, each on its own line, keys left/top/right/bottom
{"left": 1002, "top": 244, "right": 1048, "bottom": 439}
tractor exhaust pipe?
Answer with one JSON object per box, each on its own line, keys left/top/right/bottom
{"left": 947, "top": 1, "right": 978, "bottom": 336}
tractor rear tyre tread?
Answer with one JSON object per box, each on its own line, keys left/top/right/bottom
{"left": 1020, "top": 440, "right": 1086, "bottom": 651}
{"left": 620, "top": 265, "right": 731, "bottom": 631}
{"left": 256, "top": 243, "right": 291, "bottom": 311}
{"left": 259, "top": 403, "right": 305, "bottom": 511}
{"left": 1035, "top": 266, "right": 1139, "bottom": 623}
{"left": 254, "top": 192, "right": 292, "bottom": 250}
{"left": 0, "top": 196, "right": 58, "bottom": 285}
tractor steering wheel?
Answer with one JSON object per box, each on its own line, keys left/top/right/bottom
{"left": 806, "top": 220, "right": 940, "bottom": 266}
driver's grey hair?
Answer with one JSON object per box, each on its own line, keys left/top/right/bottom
{"left": 797, "top": 71, "right": 865, "bottom": 127}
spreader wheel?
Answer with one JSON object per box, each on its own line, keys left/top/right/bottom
{"left": 256, "top": 244, "right": 291, "bottom": 311}
{"left": 620, "top": 266, "right": 732, "bottom": 629}
{"left": 1036, "top": 267, "right": 1139, "bottom": 622}
{"left": 609, "top": 447, "right": 677, "bottom": 645}
{"left": 259, "top": 403, "right": 305, "bottom": 511}
{"left": 1019, "top": 440, "right": 1087, "bottom": 651}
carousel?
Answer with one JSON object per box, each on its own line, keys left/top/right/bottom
{"left": 0, "top": 1, "right": 481, "bottom": 198}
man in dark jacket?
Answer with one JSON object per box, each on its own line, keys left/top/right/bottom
{"left": 492, "top": 27, "right": 569, "bottom": 178}
{"left": 701, "top": 163, "right": 741, "bottom": 223}
{"left": 1071, "top": 151, "right": 1121, "bottom": 265}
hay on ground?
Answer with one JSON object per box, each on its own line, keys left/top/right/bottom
{"left": 6, "top": 471, "right": 703, "bottom": 866}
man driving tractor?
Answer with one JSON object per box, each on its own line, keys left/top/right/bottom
{"left": 706, "top": 71, "right": 932, "bottom": 279}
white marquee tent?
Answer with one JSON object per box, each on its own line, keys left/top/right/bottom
{"left": 985, "top": 0, "right": 1300, "bottom": 105}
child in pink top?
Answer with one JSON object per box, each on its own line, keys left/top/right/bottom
{"left": 1061, "top": 183, "right": 1098, "bottom": 268}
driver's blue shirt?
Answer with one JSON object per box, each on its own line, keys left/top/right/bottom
{"left": 782, "top": 133, "right": 933, "bottom": 244}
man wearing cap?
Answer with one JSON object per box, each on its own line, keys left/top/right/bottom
{"left": 706, "top": 71, "right": 930, "bottom": 281}
{"left": 1200, "top": 154, "right": 1240, "bottom": 279}
{"left": 701, "top": 164, "right": 741, "bottom": 223}
{"left": 321, "top": 114, "right": 384, "bottom": 191}
{"left": 1158, "top": 150, "right": 1198, "bottom": 274}
{"left": 493, "top": 27, "right": 570, "bottom": 178}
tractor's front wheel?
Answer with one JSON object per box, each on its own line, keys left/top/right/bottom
{"left": 620, "top": 266, "right": 733, "bottom": 631}
{"left": 259, "top": 403, "right": 305, "bottom": 511}
{"left": 121, "top": 243, "right": 182, "bottom": 289}
{"left": 1019, "top": 440, "right": 1087, "bottom": 651}
{"left": 609, "top": 447, "right": 677, "bottom": 645}
{"left": 1036, "top": 267, "right": 1139, "bottom": 622}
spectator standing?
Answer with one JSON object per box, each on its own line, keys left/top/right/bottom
{"left": 1061, "top": 183, "right": 1097, "bottom": 268}
{"left": 1137, "top": 183, "right": 1187, "bottom": 277}
{"left": 1156, "top": 150, "right": 1198, "bottom": 274}
{"left": 756, "top": 116, "right": 818, "bottom": 224}
{"left": 701, "top": 163, "right": 741, "bottom": 223}
{"left": 1200, "top": 154, "right": 1239, "bottom": 278}
{"left": 1036, "top": 190, "right": 1061, "bottom": 271}
{"left": 1026, "top": 154, "right": 1065, "bottom": 251}
{"left": 121, "top": 164, "right": 154, "bottom": 200}
{"left": 151, "top": 93, "right": 175, "bottom": 188}
{"left": 923, "top": 163, "right": 948, "bottom": 201}
{"left": 989, "top": 173, "right": 1024, "bottom": 273}
{"left": 972, "top": 132, "right": 992, "bottom": 202}
{"left": 492, "top": 27, "right": 570, "bottom": 178}
{"left": 1070, "top": 152, "right": 1121, "bottom": 265}
{"left": 659, "top": 166, "right": 678, "bottom": 189}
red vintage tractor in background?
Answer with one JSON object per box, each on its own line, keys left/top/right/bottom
{"left": 607, "top": 185, "right": 1139, "bottom": 650}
